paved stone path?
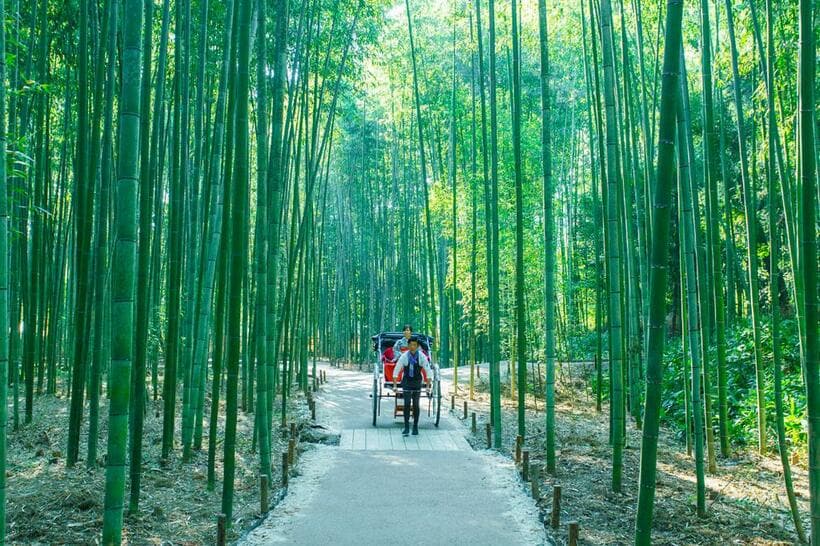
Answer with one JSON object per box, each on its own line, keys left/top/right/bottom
{"left": 339, "top": 428, "right": 471, "bottom": 451}
{"left": 240, "top": 363, "right": 546, "bottom": 546}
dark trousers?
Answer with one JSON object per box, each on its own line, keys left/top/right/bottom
{"left": 402, "top": 388, "right": 421, "bottom": 428}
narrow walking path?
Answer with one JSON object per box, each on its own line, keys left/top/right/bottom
{"left": 241, "top": 363, "right": 546, "bottom": 545}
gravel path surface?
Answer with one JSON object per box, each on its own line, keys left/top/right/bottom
{"left": 240, "top": 363, "right": 547, "bottom": 546}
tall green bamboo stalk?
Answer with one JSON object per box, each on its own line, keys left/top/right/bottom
{"left": 88, "top": 0, "right": 116, "bottom": 468}
{"left": 699, "top": 0, "right": 730, "bottom": 458}
{"left": 66, "top": 0, "right": 91, "bottom": 466}
{"left": 797, "top": 0, "right": 818, "bottom": 541}
{"left": 724, "top": 0, "right": 767, "bottom": 455}
{"left": 253, "top": 0, "right": 271, "bottom": 481}
{"left": 468, "top": 8, "right": 478, "bottom": 403}
{"left": 449, "top": 12, "right": 459, "bottom": 391}
{"left": 538, "top": 0, "right": 556, "bottom": 474}
{"left": 510, "top": 0, "right": 526, "bottom": 440}
{"left": 598, "top": 0, "right": 624, "bottom": 491}
{"left": 182, "top": 0, "right": 210, "bottom": 463}
{"left": 0, "top": 0, "right": 9, "bottom": 533}
{"left": 676, "top": 65, "right": 706, "bottom": 516}
{"left": 487, "top": 0, "right": 503, "bottom": 450}
{"left": 102, "top": 0, "right": 140, "bottom": 540}
{"left": 403, "top": 0, "right": 437, "bottom": 338}
{"left": 221, "top": 0, "right": 251, "bottom": 524}
{"left": 634, "top": 0, "right": 684, "bottom": 542}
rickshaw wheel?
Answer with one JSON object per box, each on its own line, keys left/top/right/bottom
{"left": 372, "top": 377, "right": 378, "bottom": 427}
{"left": 433, "top": 379, "right": 442, "bottom": 427}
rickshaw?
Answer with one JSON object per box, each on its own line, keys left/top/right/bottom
{"left": 371, "top": 332, "right": 442, "bottom": 427}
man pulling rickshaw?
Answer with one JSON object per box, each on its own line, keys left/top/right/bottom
{"left": 371, "top": 329, "right": 441, "bottom": 430}
{"left": 393, "top": 335, "right": 432, "bottom": 436}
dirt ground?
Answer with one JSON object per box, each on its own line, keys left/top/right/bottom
{"left": 8, "top": 363, "right": 807, "bottom": 545}
{"left": 452, "top": 374, "right": 808, "bottom": 546}
{"left": 7, "top": 385, "right": 313, "bottom": 545}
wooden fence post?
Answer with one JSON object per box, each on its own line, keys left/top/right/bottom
{"left": 290, "top": 422, "right": 297, "bottom": 440}
{"left": 568, "top": 521, "right": 579, "bottom": 545}
{"left": 451, "top": 395, "right": 455, "bottom": 410}
{"left": 471, "top": 412, "right": 477, "bottom": 433}
{"left": 485, "top": 423, "right": 492, "bottom": 448}
{"left": 288, "top": 438, "right": 296, "bottom": 465}
{"left": 217, "top": 513, "right": 226, "bottom": 546}
{"left": 522, "top": 450, "right": 529, "bottom": 482}
{"left": 515, "top": 435, "right": 523, "bottom": 463}
{"left": 530, "top": 467, "right": 540, "bottom": 500}
{"left": 462, "top": 401, "right": 468, "bottom": 419}
{"left": 281, "top": 452, "right": 289, "bottom": 487}
{"left": 550, "top": 485, "right": 562, "bottom": 529}
{"left": 260, "top": 475, "right": 269, "bottom": 513}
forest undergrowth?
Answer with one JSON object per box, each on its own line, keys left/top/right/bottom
{"left": 459, "top": 373, "right": 806, "bottom": 545}
{"left": 6, "top": 389, "right": 311, "bottom": 544}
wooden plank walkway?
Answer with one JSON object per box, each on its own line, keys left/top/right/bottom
{"left": 339, "top": 429, "right": 470, "bottom": 451}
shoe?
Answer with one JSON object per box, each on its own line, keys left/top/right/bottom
{"left": 402, "top": 427, "right": 409, "bottom": 436}
{"left": 412, "top": 426, "right": 418, "bottom": 435}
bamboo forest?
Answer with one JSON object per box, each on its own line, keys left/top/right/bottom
{"left": 0, "top": 0, "right": 816, "bottom": 543}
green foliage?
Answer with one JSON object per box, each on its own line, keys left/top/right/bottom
{"left": 661, "top": 318, "right": 806, "bottom": 451}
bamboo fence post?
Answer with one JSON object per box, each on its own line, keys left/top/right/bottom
{"left": 217, "top": 513, "right": 226, "bottom": 545}
{"left": 281, "top": 452, "right": 289, "bottom": 487}
{"left": 260, "top": 475, "right": 269, "bottom": 513}
{"left": 288, "top": 438, "right": 296, "bottom": 465}
{"left": 550, "top": 485, "right": 562, "bottom": 528}
{"left": 568, "top": 521, "right": 579, "bottom": 545}
{"left": 531, "top": 466, "right": 541, "bottom": 500}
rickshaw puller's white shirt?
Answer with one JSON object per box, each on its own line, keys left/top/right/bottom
{"left": 394, "top": 349, "right": 432, "bottom": 380}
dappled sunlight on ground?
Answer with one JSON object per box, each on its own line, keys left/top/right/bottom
{"left": 447, "top": 368, "right": 805, "bottom": 545}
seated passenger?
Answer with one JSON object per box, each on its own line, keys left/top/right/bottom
{"left": 392, "top": 324, "right": 414, "bottom": 358}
